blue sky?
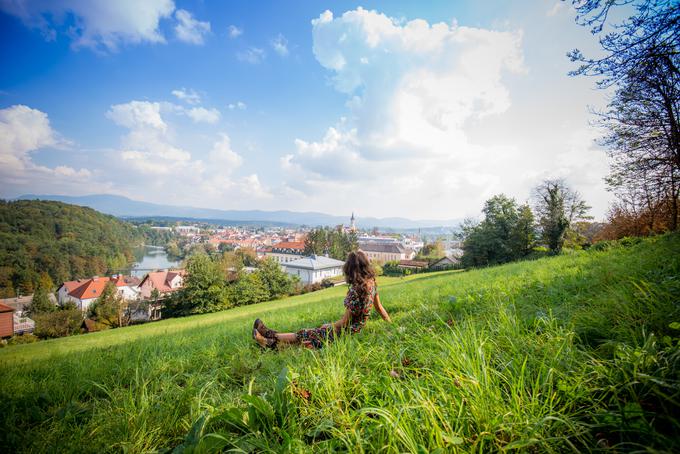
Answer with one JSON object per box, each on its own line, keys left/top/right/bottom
{"left": 0, "top": 0, "right": 614, "bottom": 220}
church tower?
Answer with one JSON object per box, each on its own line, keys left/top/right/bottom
{"left": 350, "top": 212, "right": 356, "bottom": 232}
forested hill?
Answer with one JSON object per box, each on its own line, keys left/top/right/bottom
{"left": 0, "top": 200, "right": 143, "bottom": 297}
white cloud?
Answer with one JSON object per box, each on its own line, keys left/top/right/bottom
{"left": 270, "top": 33, "right": 289, "bottom": 56}
{"left": 276, "top": 6, "right": 614, "bottom": 219}
{"left": 280, "top": 8, "right": 528, "bottom": 217}
{"left": 171, "top": 88, "right": 201, "bottom": 105}
{"left": 107, "top": 100, "right": 167, "bottom": 131}
{"left": 228, "top": 25, "right": 242, "bottom": 38}
{"left": 227, "top": 101, "right": 247, "bottom": 110}
{"left": 186, "top": 107, "right": 220, "bottom": 124}
{"left": 209, "top": 133, "right": 243, "bottom": 169}
{"left": 174, "top": 9, "right": 210, "bottom": 45}
{"left": 0, "top": 105, "right": 92, "bottom": 187}
{"left": 547, "top": 2, "right": 566, "bottom": 17}
{"left": 237, "top": 47, "right": 265, "bottom": 64}
{"left": 106, "top": 100, "right": 191, "bottom": 175}
{"left": 0, "top": 0, "right": 176, "bottom": 51}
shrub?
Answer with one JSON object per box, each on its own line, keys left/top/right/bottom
{"left": 33, "top": 308, "right": 83, "bottom": 338}
{"left": 7, "top": 334, "right": 39, "bottom": 345}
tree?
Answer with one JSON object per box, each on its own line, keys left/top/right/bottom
{"left": 417, "top": 241, "right": 444, "bottom": 260}
{"left": 89, "top": 282, "right": 128, "bottom": 328}
{"left": 257, "top": 258, "right": 294, "bottom": 299}
{"left": 568, "top": 0, "right": 679, "bottom": 87}
{"left": 511, "top": 204, "right": 536, "bottom": 257}
{"left": 27, "top": 282, "right": 54, "bottom": 316}
{"left": 175, "top": 254, "right": 230, "bottom": 315}
{"left": 230, "top": 272, "right": 269, "bottom": 307}
{"left": 461, "top": 194, "right": 537, "bottom": 267}
{"left": 533, "top": 180, "right": 591, "bottom": 254}
{"left": 304, "top": 227, "right": 358, "bottom": 260}
{"left": 569, "top": 0, "right": 680, "bottom": 231}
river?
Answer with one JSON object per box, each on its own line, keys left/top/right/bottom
{"left": 130, "top": 245, "right": 182, "bottom": 278}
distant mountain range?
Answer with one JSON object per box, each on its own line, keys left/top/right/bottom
{"left": 16, "top": 194, "right": 461, "bottom": 230}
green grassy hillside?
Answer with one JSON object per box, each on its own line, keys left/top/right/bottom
{"left": 1, "top": 235, "right": 679, "bottom": 452}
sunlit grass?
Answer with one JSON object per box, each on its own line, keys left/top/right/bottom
{"left": 1, "top": 236, "right": 678, "bottom": 452}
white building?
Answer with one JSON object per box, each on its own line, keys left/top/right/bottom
{"left": 264, "top": 241, "right": 306, "bottom": 264}
{"left": 358, "top": 242, "right": 415, "bottom": 263}
{"left": 283, "top": 254, "right": 345, "bottom": 285}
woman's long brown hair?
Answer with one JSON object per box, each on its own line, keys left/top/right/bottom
{"left": 343, "top": 251, "right": 375, "bottom": 302}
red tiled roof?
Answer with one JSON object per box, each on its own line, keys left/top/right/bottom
{"left": 69, "top": 278, "right": 113, "bottom": 300}
{"left": 0, "top": 302, "right": 14, "bottom": 313}
{"left": 273, "top": 241, "right": 305, "bottom": 250}
{"left": 65, "top": 275, "right": 136, "bottom": 300}
{"left": 140, "top": 270, "right": 186, "bottom": 293}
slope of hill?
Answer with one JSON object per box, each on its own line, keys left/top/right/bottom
{"left": 1, "top": 234, "right": 678, "bottom": 452}
{"left": 17, "top": 194, "right": 461, "bottom": 229}
{"left": 0, "top": 199, "right": 142, "bottom": 296}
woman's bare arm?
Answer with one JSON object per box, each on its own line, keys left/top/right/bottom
{"left": 330, "top": 308, "right": 352, "bottom": 332}
{"left": 374, "top": 293, "right": 391, "bottom": 323}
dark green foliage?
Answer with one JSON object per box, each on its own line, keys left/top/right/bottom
{"left": 0, "top": 200, "right": 142, "bottom": 295}
{"left": 462, "top": 194, "right": 537, "bottom": 267}
{"left": 304, "top": 227, "right": 358, "bottom": 260}
{"left": 26, "top": 283, "right": 54, "bottom": 316}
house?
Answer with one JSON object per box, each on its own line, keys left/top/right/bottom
{"left": 265, "top": 241, "right": 306, "bottom": 264}
{"left": 0, "top": 293, "right": 57, "bottom": 316}
{"left": 57, "top": 275, "right": 141, "bottom": 312}
{"left": 359, "top": 242, "right": 415, "bottom": 263}
{"left": 430, "top": 256, "right": 460, "bottom": 270}
{"left": 397, "top": 260, "right": 429, "bottom": 270}
{"left": 138, "top": 269, "right": 186, "bottom": 300}
{"left": 0, "top": 303, "right": 14, "bottom": 338}
{"left": 283, "top": 254, "right": 345, "bottom": 285}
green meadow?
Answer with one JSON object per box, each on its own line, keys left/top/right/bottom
{"left": 1, "top": 234, "right": 679, "bottom": 453}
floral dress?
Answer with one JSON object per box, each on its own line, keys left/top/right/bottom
{"left": 295, "top": 280, "right": 377, "bottom": 349}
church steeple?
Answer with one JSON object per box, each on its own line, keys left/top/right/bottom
{"left": 350, "top": 212, "right": 356, "bottom": 232}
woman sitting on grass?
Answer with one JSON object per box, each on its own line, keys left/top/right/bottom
{"left": 252, "top": 250, "right": 391, "bottom": 349}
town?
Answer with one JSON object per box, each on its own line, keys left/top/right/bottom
{"left": 0, "top": 214, "right": 462, "bottom": 339}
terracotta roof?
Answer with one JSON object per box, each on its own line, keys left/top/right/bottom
{"left": 69, "top": 277, "right": 114, "bottom": 300}
{"left": 140, "top": 270, "right": 186, "bottom": 293}
{"left": 65, "top": 275, "right": 137, "bottom": 300}
{"left": 273, "top": 241, "right": 305, "bottom": 251}
{"left": 0, "top": 302, "right": 14, "bottom": 313}
{"left": 60, "top": 280, "right": 85, "bottom": 293}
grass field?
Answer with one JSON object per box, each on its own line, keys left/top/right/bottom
{"left": 1, "top": 235, "right": 679, "bottom": 453}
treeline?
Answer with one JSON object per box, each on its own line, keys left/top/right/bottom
{"left": 461, "top": 180, "right": 591, "bottom": 267}
{"left": 165, "top": 252, "right": 298, "bottom": 317}
{"left": 569, "top": 0, "right": 679, "bottom": 237}
{"left": 0, "top": 200, "right": 142, "bottom": 297}
{"left": 304, "top": 227, "right": 358, "bottom": 260}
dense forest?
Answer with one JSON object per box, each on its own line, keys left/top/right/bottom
{"left": 0, "top": 200, "right": 143, "bottom": 297}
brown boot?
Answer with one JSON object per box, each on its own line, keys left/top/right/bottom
{"left": 254, "top": 318, "right": 278, "bottom": 339}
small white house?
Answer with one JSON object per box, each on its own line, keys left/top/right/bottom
{"left": 283, "top": 254, "right": 345, "bottom": 285}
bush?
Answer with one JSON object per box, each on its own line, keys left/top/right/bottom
{"left": 33, "top": 308, "right": 83, "bottom": 338}
{"left": 7, "top": 334, "right": 39, "bottom": 345}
